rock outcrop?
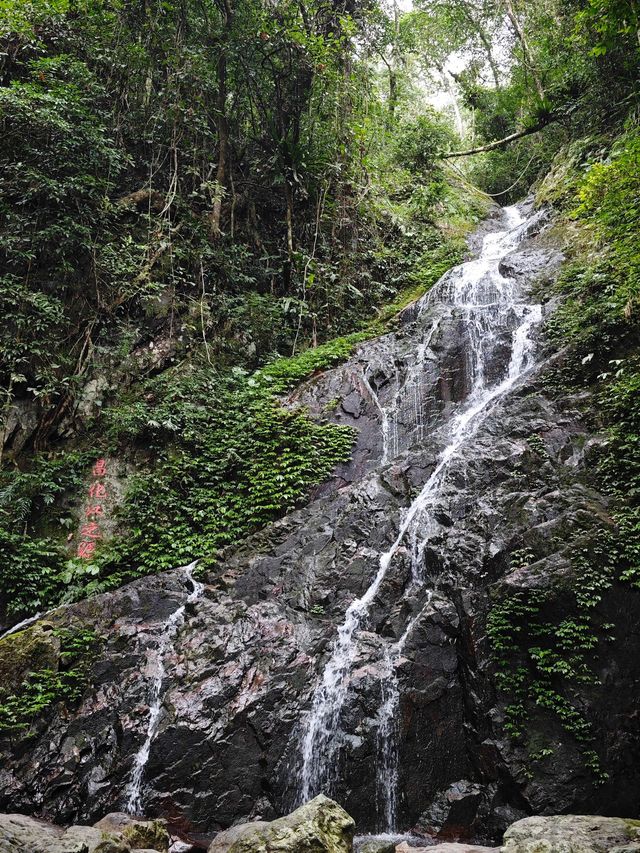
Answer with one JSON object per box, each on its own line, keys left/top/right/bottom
{"left": 1, "top": 204, "right": 639, "bottom": 841}
{"left": 93, "top": 814, "right": 170, "bottom": 852}
{"left": 396, "top": 844, "right": 497, "bottom": 853}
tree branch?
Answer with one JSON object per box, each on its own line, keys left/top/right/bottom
{"left": 442, "top": 117, "right": 553, "bottom": 158}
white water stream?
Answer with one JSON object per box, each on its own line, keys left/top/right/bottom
{"left": 298, "top": 206, "right": 543, "bottom": 828}
{"left": 123, "top": 561, "right": 203, "bottom": 815}
{"left": 375, "top": 591, "right": 434, "bottom": 831}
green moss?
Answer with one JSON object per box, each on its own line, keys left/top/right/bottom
{"left": 534, "top": 137, "right": 605, "bottom": 208}
{"left": 258, "top": 333, "right": 369, "bottom": 392}
{"left": 0, "top": 625, "right": 101, "bottom": 737}
{"left": 0, "top": 624, "right": 59, "bottom": 693}
{"left": 121, "top": 821, "right": 169, "bottom": 852}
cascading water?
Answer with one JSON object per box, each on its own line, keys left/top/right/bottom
{"left": 375, "top": 591, "right": 434, "bottom": 831}
{"left": 123, "top": 562, "right": 203, "bottom": 815}
{"left": 358, "top": 315, "right": 443, "bottom": 464}
{"left": 298, "top": 205, "right": 543, "bottom": 828}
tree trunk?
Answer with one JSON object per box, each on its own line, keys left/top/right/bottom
{"left": 503, "top": 0, "right": 545, "bottom": 101}
{"left": 476, "top": 26, "right": 501, "bottom": 89}
{"left": 388, "top": 67, "right": 398, "bottom": 128}
{"left": 210, "top": 50, "right": 228, "bottom": 236}
{"left": 437, "top": 64, "right": 463, "bottom": 136}
{"left": 210, "top": 0, "right": 233, "bottom": 237}
{"left": 284, "top": 177, "right": 295, "bottom": 258}
{"left": 388, "top": 0, "right": 400, "bottom": 128}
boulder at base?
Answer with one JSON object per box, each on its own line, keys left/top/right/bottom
{"left": 0, "top": 812, "right": 169, "bottom": 853}
{"left": 93, "top": 814, "right": 170, "bottom": 852}
{"left": 207, "top": 795, "right": 354, "bottom": 853}
{"left": 502, "top": 815, "right": 640, "bottom": 853}
{"left": 0, "top": 812, "right": 128, "bottom": 853}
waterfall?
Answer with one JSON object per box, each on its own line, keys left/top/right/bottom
{"left": 375, "top": 592, "right": 434, "bottom": 831}
{"left": 298, "top": 206, "right": 543, "bottom": 825}
{"left": 123, "top": 562, "right": 203, "bottom": 815}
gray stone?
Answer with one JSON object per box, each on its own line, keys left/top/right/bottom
{"left": 64, "top": 826, "right": 129, "bottom": 853}
{"left": 208, "top": 823, "right": 270, "bottom": 853}
{"left": 501, "top": 815, "right": 640, "bottom": 852}
{"left": 206, "top": 796, "right": 354, "bottom": 853}
{"left": 419, "top": 780, "right": 485, "bottom": 836}
{"left": 0, "top": 815, "right": 63, "bottom": 853}
{"left": 355, "top": 838, "right": 397, "bottom": 853}
{"left": 396, "top": 844, "right": 498, "bottom": 853}
{"left": 0, "top": 813, "right": 130, "bottom": 853}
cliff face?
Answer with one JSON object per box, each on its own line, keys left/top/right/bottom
{"left": 2, "top": 201, "right": 638, "bottom": 844}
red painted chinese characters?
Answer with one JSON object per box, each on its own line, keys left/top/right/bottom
{"left": 77, "top": 458, "right": 108, "bottom": 558}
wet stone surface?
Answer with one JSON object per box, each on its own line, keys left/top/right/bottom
{"left": 2, "top": 203, "right": 640, "bottom": 843}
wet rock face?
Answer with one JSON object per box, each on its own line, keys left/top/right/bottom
{"left": 1, "top": 203, "right": 640, "bottom": 841}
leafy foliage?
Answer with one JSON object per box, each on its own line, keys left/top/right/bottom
{"left": 74, "top": 365, "right": 355, "bottom": 583}
{"left": 487, "top": 535, "right": 616, "bottom": 782}
{"left": 0, "top": 453, "right": 90, "bottom": 619}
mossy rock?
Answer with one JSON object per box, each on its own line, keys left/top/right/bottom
{"left": 94, "top": 814, "right": 170, "bottom": 852}
{"left": 121, "top": 821, "right": 169, "bottom": 852}
{"left": 0, "top": 623, "right": 60, "bottom": 694}
{"left": 503, "top": 815, "right": 640, "bottom": 852}
{"left": 209, "top": 795, "right": 354, "bottom": 853}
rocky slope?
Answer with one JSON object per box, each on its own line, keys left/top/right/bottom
{"left": 1, "top": 201, "right": 639, "bottom": 844}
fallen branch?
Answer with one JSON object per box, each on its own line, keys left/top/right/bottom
{"left": 443, "top": 118, "right": 553, "bottom": 158}
{"left": 116, "top": 188, "right": 165, "bottom": 211}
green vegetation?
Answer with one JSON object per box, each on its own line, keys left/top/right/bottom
{"left": 99, "top": 367, "right": 356, "bottom": 581}
{"left": 0, "top": 453, "right": 91, "bottom": 618}
{"left": 487, "top": 535, "right": 618, "bottom": 782}
{"left": 0, "top": 626, "right": 101, "bottom": 737}
{"left": 1, "top": 362, "right": 357, "bottom": 614}
{"left": 544, "top": 122, "right": 640, "bottom": 591}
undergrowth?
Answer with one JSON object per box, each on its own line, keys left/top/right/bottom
{"left": 1, "top": 359, "right": 357, "bottom": 613}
